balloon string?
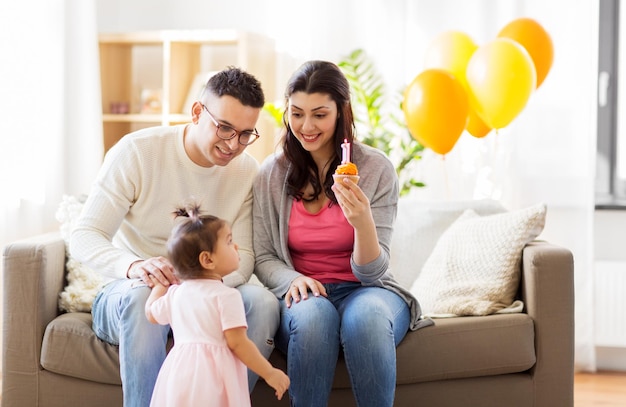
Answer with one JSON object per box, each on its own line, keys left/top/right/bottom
{"left": 441, "top": 154, "right": 449, "bottom": 199}
{"left": 491, "top": 129, "right": 502, "bottom": 200}
{"left": 494, "top": 128, "right": 499, "bottom": 152}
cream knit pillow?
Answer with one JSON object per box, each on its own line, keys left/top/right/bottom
{"left": 55, "top": 195, "right": 103, "bottom": 313}
{"left": 410, "top": 203, "right": 547, "bottom": 317}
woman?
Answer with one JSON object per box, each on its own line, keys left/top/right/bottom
{"left": 252, "top": 60, "right": 432, "bottom": 407}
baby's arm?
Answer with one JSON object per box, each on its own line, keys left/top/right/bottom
{"left": 144, "top": 276, "right": 168, "bottom": 324}
{"left": 224, "top": 327, "right": 290, "bottom": 400}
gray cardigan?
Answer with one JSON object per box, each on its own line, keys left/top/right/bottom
{"left": 252, "top": 142, "right": 433, "bottom": 331}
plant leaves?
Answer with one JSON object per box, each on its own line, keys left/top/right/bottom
{"left": 339, "top": 49, "right": 425, "bottom": 194}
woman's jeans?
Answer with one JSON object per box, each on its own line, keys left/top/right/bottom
{"left": 276, "top": 282, "right": 410, "bottom": 407}
{"left": 91, "top": 278, "right": 280, "bottom": 407}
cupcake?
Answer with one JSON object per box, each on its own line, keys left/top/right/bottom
{"left": 333, "top": 139, "right": 359, "bottom": 185}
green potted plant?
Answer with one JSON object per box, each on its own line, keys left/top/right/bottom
{"left": 264, "top": 49, "right": 425, "bottom": 196}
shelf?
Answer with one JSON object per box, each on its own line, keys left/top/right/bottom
{"left": 103, "top": 114, "right": 163, "bottom": 123}
{"left": 98, "top": 29, "right": 243, "bottom": 45}
{"left": 102, "top": 113, "right": 191, "bottom": 123}
{"left": 98, "top": 30, "right": 276, "bottom": 160}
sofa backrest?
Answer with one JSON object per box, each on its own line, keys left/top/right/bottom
{"left": 390, "top": 198, "right": 506, "bottom": 290}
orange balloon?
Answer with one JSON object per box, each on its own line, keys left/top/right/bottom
{"left": 466, "top": 38, "right": 536, "bottom": 129}
{"left": 466, "top": 108, "right": 491, "bottom": 138}
{"left": 497, "top": 17, "right": 554, "bottom": 88}
{"left": 403, "top": 69, "right": 469, "bottom": 155}
{"left": 424, "top": 30, "right": 492, "bottom": 138}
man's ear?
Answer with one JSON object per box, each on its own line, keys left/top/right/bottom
{"left": 199, "top": 251, "right": 215, "bottom": 269}
{"left": 191, "top": 101, "right": 203, "bottom": 124}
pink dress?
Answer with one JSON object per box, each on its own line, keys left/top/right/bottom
{"left": 149, "top": 280, "right": 250, "bottom": 407}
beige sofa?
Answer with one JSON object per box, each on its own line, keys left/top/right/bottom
{"left": 2, "top": 199, "right": 574, "bottom": 406}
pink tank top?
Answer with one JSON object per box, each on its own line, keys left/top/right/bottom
{"left": 288, "top": 199, "right": 358, "bottom": 283}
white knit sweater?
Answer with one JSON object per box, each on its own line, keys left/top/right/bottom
{"left": 70, "top": 125, "right": 258, "bottom": 287}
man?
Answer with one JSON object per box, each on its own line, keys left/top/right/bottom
{"left": 71, "top": 67, "right": 279, "bottom": 407}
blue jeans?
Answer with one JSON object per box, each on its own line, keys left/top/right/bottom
{"left": 91, "top": 279, "right": 279, "bottom": 407}
{"left": 276, "top": 282, "right": 410, "bottom": 407}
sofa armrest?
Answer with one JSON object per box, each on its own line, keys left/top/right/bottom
{"left": 520, "top": 240, "right": 574, "bottom": 406}
{"left": 2, "top": 232, "right": 66, "bottom": 404}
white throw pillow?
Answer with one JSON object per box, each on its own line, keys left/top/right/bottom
{"left": 410, "top": 202, "right": 546, "bottom": 317}
{"left": 55, "top": 194, "right": 103, "bottom": 313}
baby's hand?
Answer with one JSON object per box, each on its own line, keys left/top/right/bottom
{"left": 148, "top": 275, "right": 168, "bottom": 295}
{"left": 266, "top": 368, "right": 290, "bottom": 400}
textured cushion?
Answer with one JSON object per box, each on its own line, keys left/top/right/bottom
{"left": 390, "top": 198, "right": 506, "bottom": 290}
{"left": 411, "top": 203, "right": 546, "bottom": 317}
{"left": 55, "top": 195, "right": 103, "bottom": 312}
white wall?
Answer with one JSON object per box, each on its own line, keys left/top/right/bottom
{"left": 96, "top": 0, "right": 599, "bottom": 370}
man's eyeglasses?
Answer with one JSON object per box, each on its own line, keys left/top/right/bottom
{"left": 201, "top": 104, "right": 260, "bottom": 146}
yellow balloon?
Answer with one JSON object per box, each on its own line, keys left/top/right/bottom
{"left": 466, "top": 38, "right": 537, "bottom": 129}
{"left": 424, "top": 30, "right": 478, "bottom": 89}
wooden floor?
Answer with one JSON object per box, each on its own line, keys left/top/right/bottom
{"left": 575, "top": 371, "right": 626, "bottom": 407}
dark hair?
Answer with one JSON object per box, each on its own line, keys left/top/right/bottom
{"left": 280, "top": 60, "right": 355, "bottom": 203}
{"left": 167, "top": 202, "right": 226, "bottom": 280}
{"left": 202, "top": 66, "right": 265, "bottom": 108}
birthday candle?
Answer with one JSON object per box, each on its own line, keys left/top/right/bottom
{"left": 341, "top": 138, "right": 350, "bottom": 164}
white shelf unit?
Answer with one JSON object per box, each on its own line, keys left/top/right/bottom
{"left": 98, "top": 29, "right": 276, "bottom": 161}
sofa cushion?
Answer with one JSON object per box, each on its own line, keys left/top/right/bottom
{"left": 395, "top": 313, "right": 535, "bottom": 383}
{"left": 41, "top": 312, "right": 176, "bottom": 385}
{"left": 44, "top": 312, "right": 535, "bottom": 390}
{"left": 411, "top": 203, "right": 546, "bottom": 317}
{"left": 41, "top": 312, "right": 121, "bottom": 385}
{"left": 267, "top": 313, "right": 535, "bottom": 389}
{"left": 390, "top": 198, "right": 506, "bottom": 290}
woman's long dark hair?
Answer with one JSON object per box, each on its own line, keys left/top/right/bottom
{"left": 280, "top": 60, "right": 356, "bottom": 203}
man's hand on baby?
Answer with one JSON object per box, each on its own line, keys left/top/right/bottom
{"left": 128, "top": 257, "right": 179, "bottom": 287}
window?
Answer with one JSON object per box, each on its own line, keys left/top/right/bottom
{"left": 596, "top": 0, "right": 624, "bottom": 208}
